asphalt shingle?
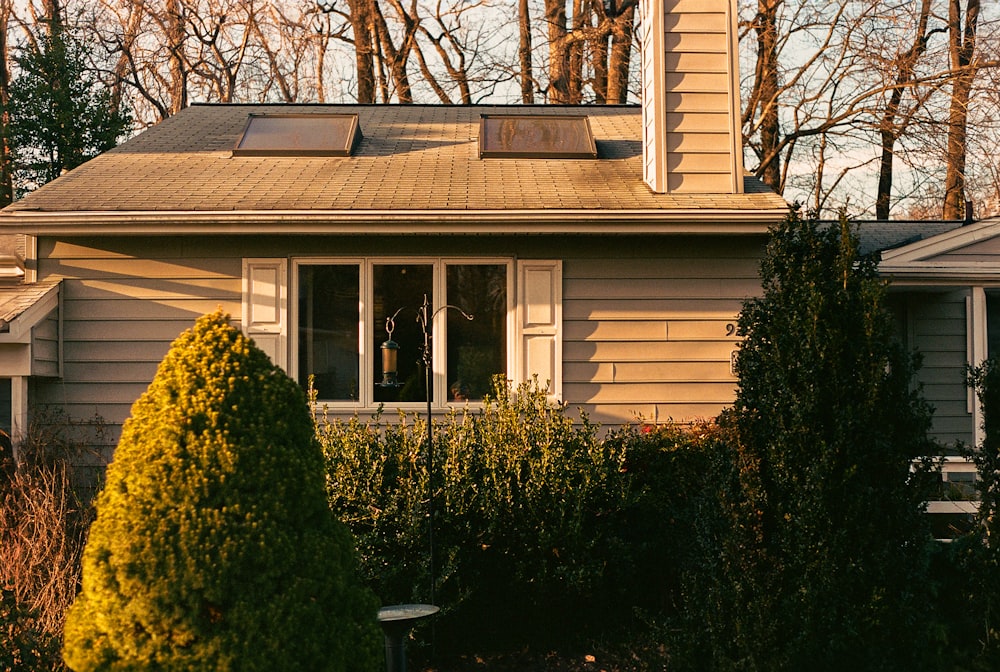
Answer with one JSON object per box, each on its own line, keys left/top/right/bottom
{"left": 4, "top": 104, "right": 788, "bottom": 216}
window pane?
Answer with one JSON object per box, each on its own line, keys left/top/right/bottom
{"left": 988, "top": 291, "right": 1000, "bottom": 358}
{"left": 447, "top": 264, "right": 507, "bottom": 401}
{"left": 298, "top": 265, "right": 360, "bottom": 401}
{"left": 0, "top": 378, "right": 10, "bottom": 436}
{"left": 374, "top": 264, "right": 433, "bottom": 403}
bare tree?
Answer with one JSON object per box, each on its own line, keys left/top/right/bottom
{"left": 874, "top": 0, "right": 941, "bottom": 219}
{"left": 943, "top": 0, "right": 981, "bottom": 219}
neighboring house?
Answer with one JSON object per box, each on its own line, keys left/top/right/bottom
{"left": 864, "top": 218, "right": 1000, "bottom": 534}
{"left": 0, "top": 0, "right": 792, "bottom": 464}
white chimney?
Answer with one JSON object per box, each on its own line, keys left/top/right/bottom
{"left": 641, "top": 0, "right": 744, "bottom": 194}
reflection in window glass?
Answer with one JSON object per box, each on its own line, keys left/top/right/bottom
{"left": 447, "top": 265, "right": 507, "bottom": 401}
{"left": 298, "top": 265, "right": 360, "bottom": 401}
{"left": 988, "top": 292, "right": 1000, "bottom": 358}
{"left": 373, "top": 264, "right": 433, "bottom": 403}
{"left": 0, "top": 378, "right": 10, "bottom": 436}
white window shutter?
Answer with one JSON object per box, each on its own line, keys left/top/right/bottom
{"left": 516, "top": 260, "right": 562, "bottom": 400}
{"left": 242, "top": 258, "right": 288, "bottom": 370}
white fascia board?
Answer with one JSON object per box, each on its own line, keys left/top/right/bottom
{"left": 880, "top": 219, "right": 1000, "bottom": 263}
{"left": 880, "top": 263, "right": 1000, "bottom": 285}
{"left": 0, "top": 208, "right": 790, "bottom": 236}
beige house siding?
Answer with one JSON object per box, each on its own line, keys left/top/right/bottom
{"left": 641, "top": 0, "right": 741, "bottom": 194}
{"left": 891, "top": 290, "right": 974, "bottom": 448}
{"left": 30, "top": 233, "right": 766, "bottom": 438}
{"left": 30, "top": 311, "right": 60, "bottom": 378}
{"left": 561, "top": 235, "right": 762, "bottom": 424}
{"left": 33, "top": 237, "right": 243, "bottom": 438}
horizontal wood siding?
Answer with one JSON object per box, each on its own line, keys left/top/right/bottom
{"left": 30, "top": 312, "right": 59, "bottom": 378}
{"left": 30, "top": 234, "right": 766, "bottom": 442}
{"left": 641, "top": 0, "right": 739, "bottom": 193}
{"left": 900, "top": 290, "right": 973, "bottom": 447}
{"left": 562, "top": 236, "right": 762, "bottom": 424}
{"left": 661, "top": 0, "right": 736, "bottom": 193}
{"left": 33, "top": 238, "right": 243, "bottom": 436}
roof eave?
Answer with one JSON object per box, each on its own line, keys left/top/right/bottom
{"left": 879, "top": 263, "right": 1000, "bottom": 285}
{"left": 0, "top": 208, "right": 790, "bottom": 235}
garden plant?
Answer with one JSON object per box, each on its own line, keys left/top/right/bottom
{"left": 62, "top": 310, "right": 379, "bottom": 672}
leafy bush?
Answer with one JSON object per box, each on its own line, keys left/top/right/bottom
{"left": 319, "top": 378, "right": 632, "bottom": 651}
{"left": 944, "top": 357, "right": 1000, "bottom": 670}
{"left": 675, "top": 210, "right": 942, "bottom": 671}
{"left": 63, "top": 310, "right": 380, "bottom": 672}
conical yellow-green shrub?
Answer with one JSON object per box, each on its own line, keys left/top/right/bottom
{"left": 64, "top": 310, "right": 380, "bottom": 672}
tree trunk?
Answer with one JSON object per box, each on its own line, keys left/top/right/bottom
{"left": 0, "top": 1, "right": 11, "bottom": 206}
{"left": 753, "top": 0, "right": 782, "bottom": 193}
{"left": 567, "top": 0, "right": 586, "bottom": 104}
{"left": 545, "top": 0, "right": 569, "bottom": 103}
{"left": 518, "top": 0, "right": 534, "bottom": 103}
{"left": 875, "top": 0, "right": 933, "bottom": 220}
{"left": 373, "top": 1, "right": 413, "bottom": 103}
{"left": 166, "top": 0, "right": 187, "bottom": 116}
{"left": 346, "top": 0, "right": 376, "bottom": 104}
{"left": 605, "top": 1, "right": 635, "bottom": 104}
{"left": 943, "top": 0, "right": 981, "bottom": 220}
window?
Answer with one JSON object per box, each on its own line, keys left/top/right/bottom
{"left": 293, "top": 259, "right": 511, "bottom": 407}
{"left": 987, "top": 291, "right": 1000, "bottom": 357}
{"left": 233, "top": 113, "right": 362, "bottom": 157}
{"left": 243, "top": 257, "right": 561, "bottom": 408}
{"left": 0, "top": 378, "right": 10, "bottom": 436}
{"left": 479, "top": 115, "right": 597, "bottom": 159}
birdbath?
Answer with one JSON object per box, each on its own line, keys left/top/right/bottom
{"left": 377, "top": 603, "right": 439, "bottom": 672}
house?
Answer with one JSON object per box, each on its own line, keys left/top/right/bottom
{"left": 0, "top": 0, "right": 791, "bottom": 467}
{"left": 871, "top": 217, "right": 1000, "bottom": 530}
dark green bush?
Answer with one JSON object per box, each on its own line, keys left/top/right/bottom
{"left": 63, "top": 310, "right": 380, "bottom": 672}
{"left": 1, "top": 587, "right": 60, "bottom": 671}
{"left": 319, "top": 378, "right": 632, "bottom": 651}
{"left": 944, "top": 357, "right": 1000, "bottom": 670}
{"left": 672, "top": 210, "right": 942, "bottom": 671}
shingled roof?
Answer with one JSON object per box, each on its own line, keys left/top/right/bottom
{"left": 0, "top": 279, "right": 59, "bottom": 333}
{"left": 0, "top": 104, "right": 788, "bottom": 235}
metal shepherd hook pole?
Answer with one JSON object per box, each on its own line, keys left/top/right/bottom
{"left": 414, "top": 294, "right": 473, "bottom": 606}
{"left": 383, "top": 293, "right": 472, "bottom": 607}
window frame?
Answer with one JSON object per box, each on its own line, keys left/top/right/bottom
{"left": 290, "top": 256, "right": 514, "bottom": 410}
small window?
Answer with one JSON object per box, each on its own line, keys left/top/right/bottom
{"left": 234, "top": 113, "right": 362, "bottom": 157}
{"left": 0, "top": 378, "right": 10, "bottom": 437}
{"left": 479, "top": 114, "right": 597, "bottom": 159}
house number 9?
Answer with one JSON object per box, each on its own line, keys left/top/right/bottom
{"left": 725, "top": 323, "right": 736, "bottom": 336}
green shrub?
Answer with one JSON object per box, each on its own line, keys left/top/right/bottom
{"left": 678, "top": 210, "right": 942, "bottom": 671}
{"left": 63, "top": 310, "right": 380, "bottom": 672}
{"left": 319, "top": 378, "right": 631, "bottom": 651}
{"left": 1, "top": 587, "right": 60, "bottom": 671}
{"left": 945, "top": 357, "right": 1000, "bottom": 670}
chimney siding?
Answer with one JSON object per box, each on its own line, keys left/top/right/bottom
{"left": 642, "top": 0, "right": 743, "bottom": 194}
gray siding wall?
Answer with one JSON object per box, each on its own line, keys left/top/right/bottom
{"left": 892, "top": 289, "right": 974, "bottom": 448}
{"left": 34, "top": 233, "right": 766, "bottom": 441}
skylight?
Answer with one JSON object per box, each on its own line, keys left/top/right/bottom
{"left": 233, "top": 113, "right": 362, "bottom": 157}
{"left": 479, "top": 114, "right": 597, "bottom": 159}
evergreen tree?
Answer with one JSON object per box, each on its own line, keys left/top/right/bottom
{"left": 8, "top": 27, "right": 129, "bottom": 196}
{"left": 719, "top": 209, "right": 940, "bottom": 670}
{"left": 63, "top": 310, "right": 380, "bottom": 672}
